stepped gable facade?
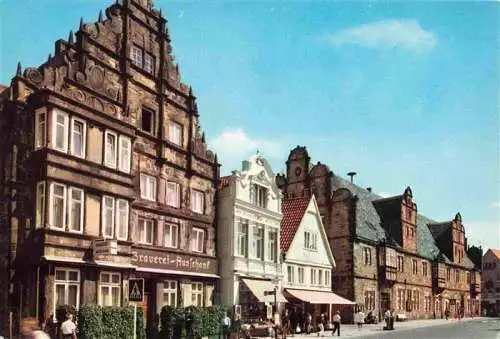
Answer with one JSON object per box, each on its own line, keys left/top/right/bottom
{"left": 276, "top": 145, "right": 481, "bottom": 322}
{"left": 0, "top": 0, "right": 219, "bottom": 335}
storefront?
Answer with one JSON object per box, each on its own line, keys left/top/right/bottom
{"left": 238, "top": 278, "right": 287, "bottom": 322}
{"left": 130, "top": 247, "right": 219, "bottom": 332}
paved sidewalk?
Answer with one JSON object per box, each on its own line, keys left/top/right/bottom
{"left": 280, "top": 317, "right": 484, "bottom": 338}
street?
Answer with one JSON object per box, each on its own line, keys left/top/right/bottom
{"left": 289, "top": 318, "right": 500, "bottom": 339}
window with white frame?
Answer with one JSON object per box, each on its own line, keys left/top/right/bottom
{"left": 54, "top": 269, "right": 80, "bottom": 313}
{"left": 190, "top": 189, "right": 204, "bottom": 214}
{"left": 324, "top": 270, "right": 331, "bottom": 286}
{"left": 252, "top": 226, "right": 264, "bottom": 260}
{"left": 52, "top": 110, "right": 69, "bottom": 152}
{"left": 104, "top": 130, "right": 117, "bottom": 168}
{"left": 70, "top": 117, "right": 86, "bottom": 158}
{"left": 191, "top": 227, "right": 204, "bottom": 253}
{"left": 140, "top": 174, "right": 157, "bottom": 201}
{"left": 237, "top": 221, "right": 248, "bottom": 257}
{"left": 287, "top": 266, "right": 295, "bottom": 284}
{"left": 49, "top": 183, "right": 66, "bottom": 229}
{"left": 118, "top": 135, "right": 131, "bottom": 174}
{"left": 131, "top": 45, "right": 143, "bottom": 68}
{"left": 304, "top": 231, "right": 317, "bottom": 250}
{"left": 191, "top": 282, "right": 203, "bottom": 307}
{"left": 99, "top": 272, "right": 121, "bottom": 306}
{"left": 318, "top": 270, "right": 323, "bottom": 286}
{"left": 267, "top": 230, "right": 278, "bottom": 262}
{"left": 310, "top": 268, "right": 317, "bottom": 285}
{"left": 169, "top": 121, "right": 183, "bottom": 146}
{"left": 144, "top": 52, "right": 155, "bottom": 74}
{"left": 138, "top": 218, "right": 154, "bottom": 245}
{"left": 298, "top": 267, "right": 304, "bottom": 284}
{"left": 35, "top": 111, "right": 46, "bottom": 149}
{"left": 164, "top": 223, "right": 178, "bottom": 248}
{"left": 68, "top": 187, "right": 84, "bottom": 233}
{"left": 252, "top": 184, "right": 268, "bottom": 208}
{"left": 102, "top": 196, "right": 115, "bottom": 238}
{"left": 36, "top": 181, "right": 46, "bottom": 228}
{"left": 162, "top": 280, "right": 177, "bottom": 307}
{"left": 166, "top": 182, "right": 181, "bottom": 208}
{"left": 115, "top": 199, "right": 129, "bottom": 240}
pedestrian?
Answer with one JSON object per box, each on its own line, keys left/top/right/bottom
{"left": 445, "top": 308, "right": 450, "bottom": 320}
{"left": 20, "top": 317, "right": 50, "bottom": 339}
{"left": 59, "top": 313, "right": 77, "bottom": 339}
{"left": 317, "top": 313, "right": 325, "bottom": 336}
{"left": 282, "top": 309, "right": 290, "bottom": 337}
{"left": 222, "top": 312, "right": 231, "bottom": 339}
{"left": 355, "top": 309, "right": 365, "bottom": 330}
{"left": 231, "top": 313, "right": 241, "bottom": 339}
{"left": 306, "top": 312, "right": 312, "bottom": 334}
{"left": 185, "top": 309, "right": 194, "bottom": 339}
{"left": 390, "top": 309, "right": 395, "bottom": 330}
{"left": 383, "top": 309, "right": 391, "bottom": 330}
{"left": 331, "top": 310, "right": 341, "bottom": 337}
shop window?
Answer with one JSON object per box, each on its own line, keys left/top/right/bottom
{"left": 237, "top": 221, "right": 248, "bottom": 257}
{"left": 191, "top": 282, "right": 203, "bottom": 307}
{"left": 54, "top": 268, "right": 80, "bottom": 314}
{"left": 164, "top": 223, "right": 178, "bottom": 248}
{"left": 162, "top": 280, "right": 177, "bottom": 307}
{"left": 191, "top": 227, "right": 205, "bottom": 253}
{"left": 166, "top": 182, "right": 181, "bottom": 208}
{"left": 35, "top": 111, "right": 46, "bottom": 149}
{"left": 140, "top": 173, "right": 157, "bottom": 201}
{"left": 169, "top": 121, "right": 183, "bottom": 146}
{"left": 138, "top": 218, "right": 154, "bottom": 245}
{"left": 99, "top": 272, "right": 121, "bottom": 307}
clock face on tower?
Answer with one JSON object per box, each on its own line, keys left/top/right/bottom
{"left": 295, "top": 166, "right": 302, "bottom": 177}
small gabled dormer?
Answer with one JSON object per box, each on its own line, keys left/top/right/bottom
{"left": 401, "top": 186, "right": 418, "bottom": 252}
{"left": 451, "top": 213, "right": 466, "bottom": 264}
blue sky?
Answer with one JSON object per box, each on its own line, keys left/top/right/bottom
{"left": 0, "top": 0, "right": 498, "bottom": 251}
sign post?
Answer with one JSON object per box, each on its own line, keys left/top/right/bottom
{"left": 129, "top": 278, "right": 144, "bottom": 339}
{"left": 264, "top": 288, "right": 278, "bottom": 339}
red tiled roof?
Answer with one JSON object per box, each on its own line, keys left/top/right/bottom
{"left": 218, "top": 176, "right": 231, "bottom": 190}
{"left": 280, "top": 196, "right": 311, "bottom": 252}
{"left": 491, "top": 249, "right": 500, "bottom": 260}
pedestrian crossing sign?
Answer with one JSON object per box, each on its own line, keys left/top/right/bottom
{"left": 128, "top": 278, "right": 144, "bottom": 302}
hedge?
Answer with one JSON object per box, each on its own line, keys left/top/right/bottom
{"left": 159, "top": 305, "right": 227, "bottom": 339}
{"left": 74, "top": 305, "right": 146, "bottom": 339}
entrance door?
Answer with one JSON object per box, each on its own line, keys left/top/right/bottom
{"left": 381, "top": 293, "right": 390, "bottom": 312}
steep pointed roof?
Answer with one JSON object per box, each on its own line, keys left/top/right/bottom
{"left": 280, "top": 196, "right": 310, "bottom": 252}
{"left": 428, "top": 221, "right": 452, "bottom": 239}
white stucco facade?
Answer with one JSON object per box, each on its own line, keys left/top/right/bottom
{"left": 217, "top": 153, "right": 283, "bottom": 309}
{"left": 283, "top": 196, "right": 336, "bottom": 292}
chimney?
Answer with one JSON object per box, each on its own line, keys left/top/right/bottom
{"left": 366, "top": 187, "right": 372, "bottom": 192}
{"left": 347, "top": 172, "right": 357, "bottom": 183}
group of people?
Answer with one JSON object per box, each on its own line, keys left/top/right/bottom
{"left": 280, "top": 308, "right": 342, "bottom": 337}
{"left": 20, "top": 313, "right": 77, "bottom": 339}
{"left": 383, "top": 309, "right": 395, "bottom": 331}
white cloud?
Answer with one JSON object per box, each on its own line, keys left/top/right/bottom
{"left": 465, "top": 221, "right": 500, "bottom": 250}
{"left": 491, "top": 201, "right": 500, "bottom": 208}
{"left": 326, "top": 19, "right": 437, "bottom": 52}
{"left": 209, "top": 128, "right": 285, "bottom": 174}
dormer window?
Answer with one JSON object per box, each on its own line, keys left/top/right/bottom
{"left": 252, "top": 184, "right": 267, "bottom": 208}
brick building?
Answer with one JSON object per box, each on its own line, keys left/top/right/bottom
{"left": 276, "top": 146, "right": 481, "bottom": 322}
{"left": 481, "top": 249, "right": 500, "bottom": 316}
{"left": 0, "top": 0, "right": 219, "bottom": 335}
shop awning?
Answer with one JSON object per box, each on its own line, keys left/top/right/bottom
{"left": 242, "top": 279, "right": 288, "bottom": 303}
{"left": 285, "top": 289, "right": 355, "bottom": 305}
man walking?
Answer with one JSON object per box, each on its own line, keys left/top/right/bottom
{"left": 331, "top": 310, "right": 341, "bottom": 337}
{"left": 222, "top": 312, "right": 231, "bottom": 339}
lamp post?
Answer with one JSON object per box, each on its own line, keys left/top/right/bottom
{"left": 264, "top": 287, "right": 278, "bottom": 339}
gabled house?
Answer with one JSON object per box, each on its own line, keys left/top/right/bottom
{"left": 280, "top": 194, "right": 354, "bottom": 324}
{"left": 481, "top": 249, "right": 500, "bottom": 316}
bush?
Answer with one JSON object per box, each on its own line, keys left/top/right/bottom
{"left": 77, "top": 305, "right": 145, "bottom": 339}
{"left": 159, "top": 305, "right": 228, "bottom": 338}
